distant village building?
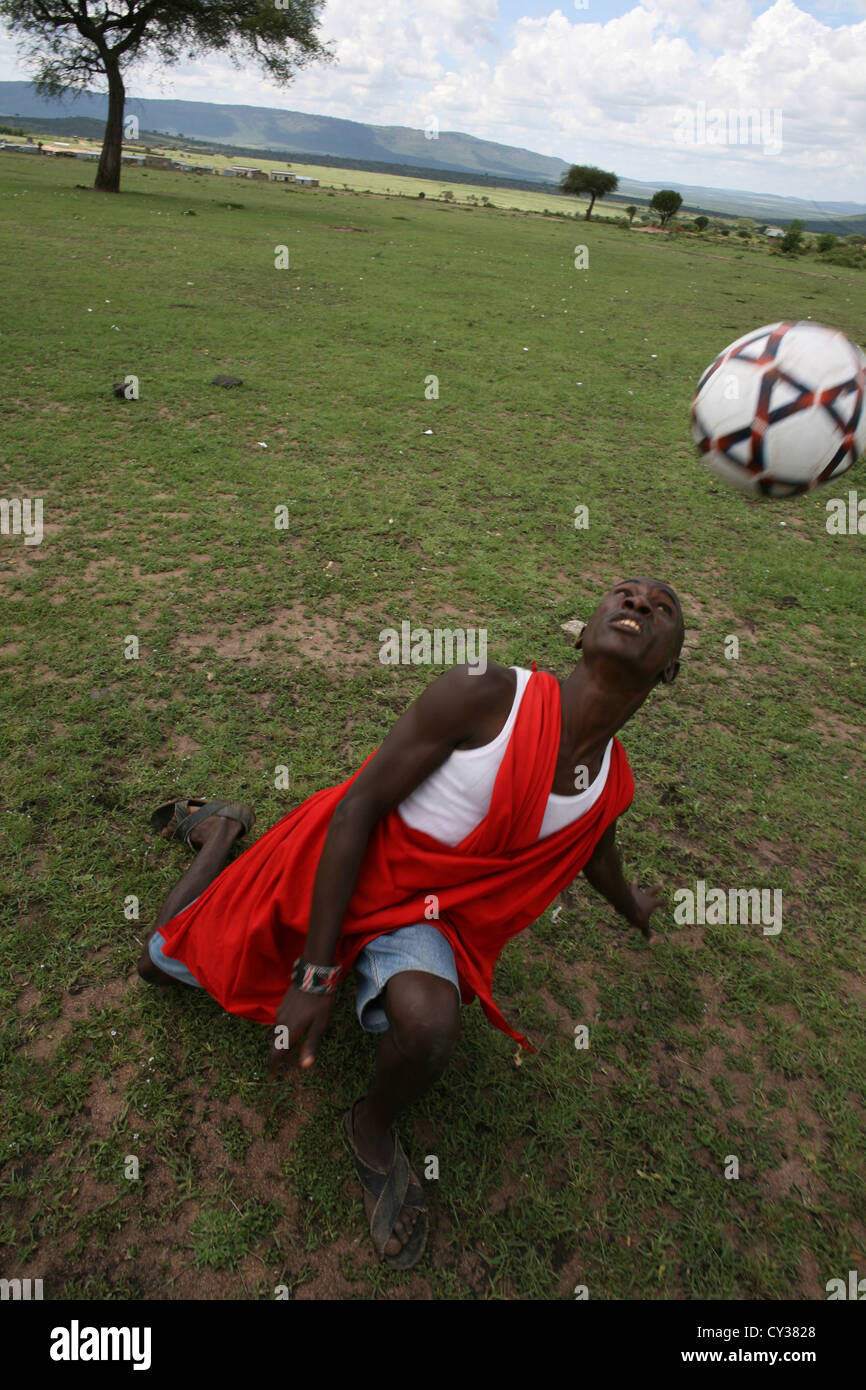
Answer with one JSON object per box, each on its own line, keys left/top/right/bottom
{"left": 43, "top": 143, "right": 76, "bottom": 157}
{"left": 271, "top": 170, "right": 295, "bottom": 182}
{"left": 227, "top": 165, "right": 268, "bottom": 181}
{"left": 75, "top": 150, "right": 100, "bottom": 161}
{"left": 293, "top": 176, "right": 319, "bottom": 187}
{"left": 764, "top": 227, "right": 785, "bottom": 238}
{"left": 2, "top": 142, "right": 41, "bottom": 154}
{"left": 144, "top": 155, "right": 173, "bottom": 169}
{"left": 172, "top": 160, "right": 214, "bottom": 173}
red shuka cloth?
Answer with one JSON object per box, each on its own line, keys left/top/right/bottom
{"left": 159, "top": 668, "right": 635, "bottom": 1050}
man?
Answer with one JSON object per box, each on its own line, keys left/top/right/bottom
{"left": 138, "top": 577, "right": 683, "bottom": 1270}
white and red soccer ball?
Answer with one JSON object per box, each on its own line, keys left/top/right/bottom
{"left": 691, "top": 320, "right": 866, "bottom": 498}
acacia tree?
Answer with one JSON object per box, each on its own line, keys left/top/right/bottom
{"left": 0, "top": 0, "right": 334, "bottom": 192}
{"left": 560, "top": 164, "right": 618, "bottom": 220}
{"left": 624, "top": 204, "right": 637, "bottom": 226}
{"left": 650, "top": 189, "right": 683, "bottom": 227}
{"left": 779, "top": 218, "right": 805, "bottom": 255}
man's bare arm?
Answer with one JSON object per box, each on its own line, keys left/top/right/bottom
{"left": 304, "top": 663, "right": 508, "bottom": 965}
{"left": 269, "top": 663, "right": 511, "bottom": 1073}
{"left": 582, "top": 821, "right": 661, "bottom": 939}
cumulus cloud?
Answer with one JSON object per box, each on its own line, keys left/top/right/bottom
{"left": 0, "top": 0, "right": 863, "bottom": 199}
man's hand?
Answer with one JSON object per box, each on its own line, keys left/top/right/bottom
{"left": 626, "top": 880, "right": 663, "bottom": 940}
{"left": 583, "top": 822, "right": 664, "bottom": 941}
{"left": 267, "top": 986, "right": 334, "bottom": 1078}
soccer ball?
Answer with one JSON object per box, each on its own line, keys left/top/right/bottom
{"left": 690, "top": 320, "right": 866, "bottom": 498}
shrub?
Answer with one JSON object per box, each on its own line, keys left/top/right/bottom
{"left": 826, "top": 246, "right": 865, "bottom": 269}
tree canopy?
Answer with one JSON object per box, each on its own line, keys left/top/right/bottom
{"left": 650, "top": 189, "right": 683, "bottom": 227}
{"left": 779, "top": 218, "right": 805, "bottom": 255}
{"left": 0, "top": 0, "right": 334, "bottom": 191}
{"left": 560, "top": 164, "right": 618, "bottom": 220}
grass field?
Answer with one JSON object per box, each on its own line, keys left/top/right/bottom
{"left": 1, "top": 149, "right": 864, "bottom": 1301}
{"left": 7, "top": 135, "right": 603, "bottom": 214}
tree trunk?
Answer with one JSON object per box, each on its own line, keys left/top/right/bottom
{"left": 585, "top": 193, "right": 596, "bottom": 220}
{"left": 95, "top": 57, "right": 125, "bottom": 193}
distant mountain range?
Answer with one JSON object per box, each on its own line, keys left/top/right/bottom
{"left": 2, "top": 81, "right": 864, "bottom": 232}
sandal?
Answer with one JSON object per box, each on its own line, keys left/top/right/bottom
{"left": 149, "top": 798, "right": 255, "bottom": 849}
{"left": 343, "top": 1100, "right": 428, "bottom": 1270}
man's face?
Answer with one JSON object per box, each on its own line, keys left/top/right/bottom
{"left": 581, "top": 578, "right": 684, "bottom": 685}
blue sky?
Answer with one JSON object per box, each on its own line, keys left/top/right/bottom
{"left": 1, "top": 0, "right": 865, "bottom": 202}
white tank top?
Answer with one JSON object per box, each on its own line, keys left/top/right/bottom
{"left": 397, "top": 666, "right": 613, "bottom": 846}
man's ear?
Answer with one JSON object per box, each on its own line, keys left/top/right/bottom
{"left": 659, "top": 658, "right": 680, "bottom": 686}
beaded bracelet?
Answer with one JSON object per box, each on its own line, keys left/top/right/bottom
{"left": 292, "top": 957, "right": 342, "bottom": 995}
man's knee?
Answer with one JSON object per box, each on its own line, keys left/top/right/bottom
{"left": 137, "top": 938, "right": 172, "bottom": 986}
{"left": 384, "top": 970, "right": 461, "bottom": 1070}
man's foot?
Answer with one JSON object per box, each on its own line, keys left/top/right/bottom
{"left": 348, "top": 1098, "right": 426, "bottom": 1262}
{"left": 150, "top": 798, "right": 254, "bottom": 850}
{"left": 181, "top": 804, "right": 245, "bottom": 850}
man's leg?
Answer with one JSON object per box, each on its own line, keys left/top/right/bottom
{"left": 137, "top": 810, "right": 245, "bottom": 984}
{"left": 351, "top": 970, "right": 460, "bottom": 1258}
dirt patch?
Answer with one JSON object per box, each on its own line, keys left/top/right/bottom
{"left": 168, "top": 732, "right": 202, "bottom": 758}
{"left": 174, "top": 603, "right": 372, "bottom": 670}
{"left": 811, "top": 705, "right": 862, "bottom": 745}
{"left": 84, "top": 558, "right": 119, "bottom": 582}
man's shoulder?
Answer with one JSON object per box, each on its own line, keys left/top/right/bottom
{"left": 412, "top": 660, "right": 520, "bottom": 743}
{"left": 440, "top": 659, "right": 519, "bottom": 704}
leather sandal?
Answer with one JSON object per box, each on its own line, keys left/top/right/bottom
{"left": 343, "top": 1100, "right": 428, "bottom": 1270}
{"left": 149, "top": 798, "right": 255, "bottom": 849}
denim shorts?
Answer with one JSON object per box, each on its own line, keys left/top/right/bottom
{"left": 353, "top": 921, "right": 461, "bottom": 1033}
{"left": 148, "top": 912, "right": 460, "bottom": 1031}
{"left": 148, "top": 895, "right": 203, "bottom": 987}
{"left": 148, "top": 927, "right": 203, "bottom": 987}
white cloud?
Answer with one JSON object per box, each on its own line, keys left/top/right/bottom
{"left": 0, "top": 0, "right": 863, "bottom": 199}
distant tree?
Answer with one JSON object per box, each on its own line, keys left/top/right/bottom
{"left": 694, "top": 215, "right": 709, "bottom": 232}
{"left": 736, "top": 217, "right": 757, "bottom": 235}
{"left": 650, "top": 189, "right": 683, "bottom": 226}
{"left": 816, "top": 233, "right": 837, "bottom": 253}
{"left": 625, "top": 204, "right": 637, "bottom": 225}
{"left": 440, "top": 189, "right": 455, "bottom": 202}
{"left": 779, "top": 218, "right": 805, "bottom": 254}
{"left": 560, "top": 164, "right": 619, "bottom": 220}
{"left": 417, "top": 190, "right": 425, "bottom": 199}
{"left": 845, "top": 233, "right": 865, "bottom": 246}
{"left": 0, "top": 0, "right": 334, "bottom": 193}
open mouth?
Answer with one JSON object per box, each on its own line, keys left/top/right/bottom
{"left": 610, "top": 615, "right": 643, "bottom": 635}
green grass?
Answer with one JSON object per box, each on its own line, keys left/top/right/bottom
{"left": 0, "top": 150, "right": 864, "bottom": 1301}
